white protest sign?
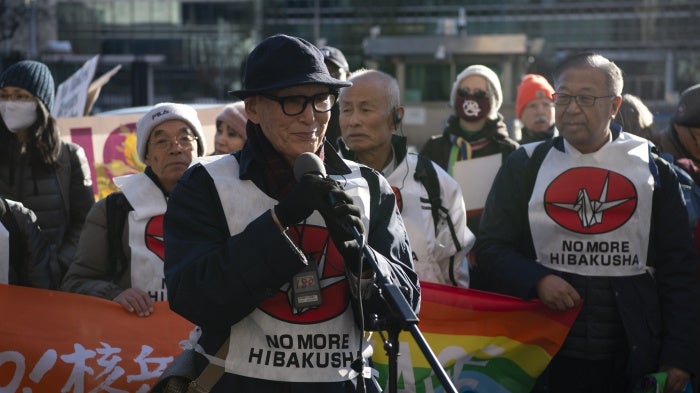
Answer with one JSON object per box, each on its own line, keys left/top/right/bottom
{"left": 53, "top": 55, "right": 99, "bottom": 118}
{"left": 451, "top": 153, "right": 502, "bottom": 213}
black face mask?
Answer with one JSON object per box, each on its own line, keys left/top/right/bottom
{"left": 454, "top": 95, "right": 491, "bottom": 122}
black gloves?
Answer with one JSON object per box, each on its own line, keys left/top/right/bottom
{"left": 274, "top": 174, "right": 368, "bottom": 272}
{"left": 319, "top": 189, "right": 367, "bottom": 273}
{"left": 274, "top": 174, "right": 338, "bottom": 228}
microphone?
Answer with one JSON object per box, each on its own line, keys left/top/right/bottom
{"left": 294, "top": 152, "right": 327, "bottom": 181}
{"left": 293, "top": 152, "right": 362, "bottom": 242}
{"left": 294, "top": 152, "right": 345, "bottom": 208}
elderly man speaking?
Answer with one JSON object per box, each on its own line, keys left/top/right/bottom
{"left": 163, "top": 34, "right": 419, "bottom": 393}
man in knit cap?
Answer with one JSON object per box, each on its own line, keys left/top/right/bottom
{"left": 214, "top": 101, "right": 247, "bottom": 154}
{"left": 62, "top": 102, "right": 207, "bottom": 318}
{"left": 420, "top": 64, "right": 519, "bottom": 237}
{"left": 515, "top": 74, "right": 557, "bottom": 144}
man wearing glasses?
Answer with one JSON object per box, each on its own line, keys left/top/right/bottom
{"left": 62, "top": 103, "right": 207, "bottom": 318}
{"left": 162, "top": 34, "right": 418, "bottom": 392}
{"left": 476, "top": 53, "right": 699, "bottom": 392}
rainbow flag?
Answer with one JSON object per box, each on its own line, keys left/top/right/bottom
{"left": 370, "top": 282, "right": 581, "bottom": 393}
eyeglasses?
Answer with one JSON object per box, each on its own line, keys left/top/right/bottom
{"left": 148, "top": 134, "right": 198, "bottom": 152}
{"left": 260, "top": 92, "right": 336, "bottom": 116}
{"left": 456, "top": 88, "right": 487, "bottom": 99}
{"left": 553, "top": 93, "right": 616, "bottom": 107}
{"left": 0, "top": 92, "right": 35, "bottom": 102}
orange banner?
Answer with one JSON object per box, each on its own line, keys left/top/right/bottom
{"left": 0, "top": 284, "right": 194, "bottom": 392}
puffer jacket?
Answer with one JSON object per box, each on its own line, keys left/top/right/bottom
{"left": 0, "top": 137, "right": 94, "bottom": 282}
{"left": 0, "top": 197, "right": 55, "bottom": 288}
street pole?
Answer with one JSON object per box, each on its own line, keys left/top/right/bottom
{"left": 26, "top": 0, "right": 37, "bottom": 59}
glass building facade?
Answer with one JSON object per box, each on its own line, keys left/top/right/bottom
{"left": 4, "top": 1, "right": 699, "bottom": 127}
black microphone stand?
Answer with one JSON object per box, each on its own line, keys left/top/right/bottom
{"left": 350, "top": 227, "right": 458, "bottom": 393}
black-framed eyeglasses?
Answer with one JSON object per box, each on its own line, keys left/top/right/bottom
{"left": 260, "top": 92, "right": 336, "bottom": 116}
{"left": 553, "top": 93, "right": 616, "bottom": 107}
{"left": 456, "top": 88, "right": 487, "bottom": 99}
{"left": 148, "top": 134, "right": 198, "bottom": 152}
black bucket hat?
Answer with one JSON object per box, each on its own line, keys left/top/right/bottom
{"left": 230, "top": 34, "right": 351, "bottom": 99}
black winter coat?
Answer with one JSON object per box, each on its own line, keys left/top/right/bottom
{"left": 0, "top": 137, "right": 94, "bottom": 282}
{"left": 0, "top": 197, "right": 55, "bottom": 288}
{"left": 476, "top": 131, "right": 700, "bottom": 383}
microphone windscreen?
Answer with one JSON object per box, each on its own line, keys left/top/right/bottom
{"left": 293, "top": 152, "right": 326, "bottom": 181}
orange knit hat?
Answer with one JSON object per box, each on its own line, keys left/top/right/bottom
{"left": 515, "top": 74, "right": 555, "bottom": 118}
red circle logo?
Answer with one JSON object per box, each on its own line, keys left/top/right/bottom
{"left": 544, "top": 167, "right": 637, "bottom": 234}
{"left": 258, "top": 225, "right": 349, "bottom": 323}
{"left": 145, "top": 214, "right": 165, "bottom": 261}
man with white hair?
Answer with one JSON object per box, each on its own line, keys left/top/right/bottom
{"left": 62, "top": 102, "right": 207, "bottom": 317}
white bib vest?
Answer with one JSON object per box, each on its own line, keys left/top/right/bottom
{"left": 385, "top": 155, "right": 466, "bottom": 284}
{"left": 528, "top": 134, "right": 653, "bottom": 276}
{"left": 113, "top": 173, "right": 168, "bottom": 301}
{"left": 0, "top": 224, "right": 8, "bottom": 284}
{"left": 203, "top": 154, "right": 371, "bottom": 382}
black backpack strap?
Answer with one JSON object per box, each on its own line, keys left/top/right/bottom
{"left": 0, "top": 198, "right": 25, "bottom": 283}
{"left": 525, "top": 140, "right": 556, "bottom": 198}
{"left": 414, "top": 155, "right": 463, "bottom": 285}
{"left": 105, "top": 192, "right": 133, "bottom": 281}
{"left": 414, "top": 155, "right": 443, "bottom": 235}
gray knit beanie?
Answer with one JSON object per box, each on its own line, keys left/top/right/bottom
{"left": 449, "top": 65, "right": 503, "bottom": 120}
{"left": 0, "top": 60, "right": 55, "bottom": 112}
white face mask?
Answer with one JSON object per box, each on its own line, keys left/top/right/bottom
{"left": 0, "top": 101, "right": 38, "bottom": 133}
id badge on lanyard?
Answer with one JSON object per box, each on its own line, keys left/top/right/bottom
{"left": 292, "top": 255, "right": 322, "bottom": 309}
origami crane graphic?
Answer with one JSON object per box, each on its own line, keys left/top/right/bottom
{"left": 549, "top": 173, "right": 633, "bottom": 228}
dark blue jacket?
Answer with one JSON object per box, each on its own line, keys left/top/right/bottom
{"left": 476, "top": 130, "right": 700, "bottom": 383}
{"left": 163, "top": 142, "right": 419, "bottom": 393}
